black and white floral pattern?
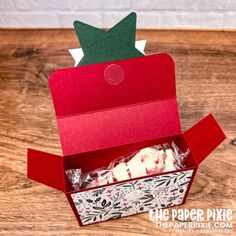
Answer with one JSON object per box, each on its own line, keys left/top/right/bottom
{"left": 71, "top": 170, "right": 193, "bottom": 225}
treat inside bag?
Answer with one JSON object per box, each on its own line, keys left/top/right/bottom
{"left": 65, "top": 142, "right": 189, "bottom": 190}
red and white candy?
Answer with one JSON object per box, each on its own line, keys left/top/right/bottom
{"left": 83, "top": 144, "right": 180, "bottom": 189}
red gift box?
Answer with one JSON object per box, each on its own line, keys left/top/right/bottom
{"left": 27, "top": 53, "right": 225, "bottom": 225}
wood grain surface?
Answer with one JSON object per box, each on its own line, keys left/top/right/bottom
{"left": 0, "top": 29, "right": 235, "bottom": 236}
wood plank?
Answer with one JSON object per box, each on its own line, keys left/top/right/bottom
{"left": 0, "top": 29, "right": 235, "bottom": 235}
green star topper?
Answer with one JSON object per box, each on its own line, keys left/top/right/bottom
{"left": 73, "top": 12, "right": 144, "bottom": 66}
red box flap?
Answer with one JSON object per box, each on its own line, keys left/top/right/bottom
{"left": 49, "top": 54, "right": 181, "bottom": 156}
{"left": 27, "top": 149, "right": 65, "bottom": 191}
{"left": 183, "top": 114, "right": 226, "bottom": 165}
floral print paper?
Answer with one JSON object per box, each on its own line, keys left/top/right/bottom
{"left": 71, "top": 170, "right": 193, "bottom": 225}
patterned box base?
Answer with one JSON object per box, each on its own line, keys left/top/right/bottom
{"left": 70, "top": 169, "right": 193, "bottom": 225}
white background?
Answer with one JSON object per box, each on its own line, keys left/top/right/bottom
{"left": 0, "top": 0, "right": 235, "bottom": 29}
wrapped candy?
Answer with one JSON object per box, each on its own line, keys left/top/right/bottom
{"left": 112, "top": 162, "right": 130, "bottom": 181}
{"left": 66, "top": 142, "right": 189, "bottom": 190}
{"left": 65, "top": 168, "right": 82, "bottom": 190}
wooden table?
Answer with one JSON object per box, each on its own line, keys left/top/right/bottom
{"left": 0, "top": 29, "right": 235, "bottom": 236}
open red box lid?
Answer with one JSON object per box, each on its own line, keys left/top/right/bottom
{"left": 49, "top": 53, "right": 181, "bottom": 156}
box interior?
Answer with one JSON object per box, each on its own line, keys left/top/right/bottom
{"left": 63, "top": 134, "right": 198, "bottom": 193}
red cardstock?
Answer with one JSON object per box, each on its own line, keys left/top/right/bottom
{"left": 49, "top": 54, "right": 180, "bottom": 155}
{"left": 27, "top": 53, "right": 226, "bottom": 225}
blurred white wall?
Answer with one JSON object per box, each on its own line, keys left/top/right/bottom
{"left": 0, "top": 0, "right": 235, "bottom": 29}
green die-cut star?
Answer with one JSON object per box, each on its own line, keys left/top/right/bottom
{"left": 73, "top": 12, "right": 144, "bottom": 66}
